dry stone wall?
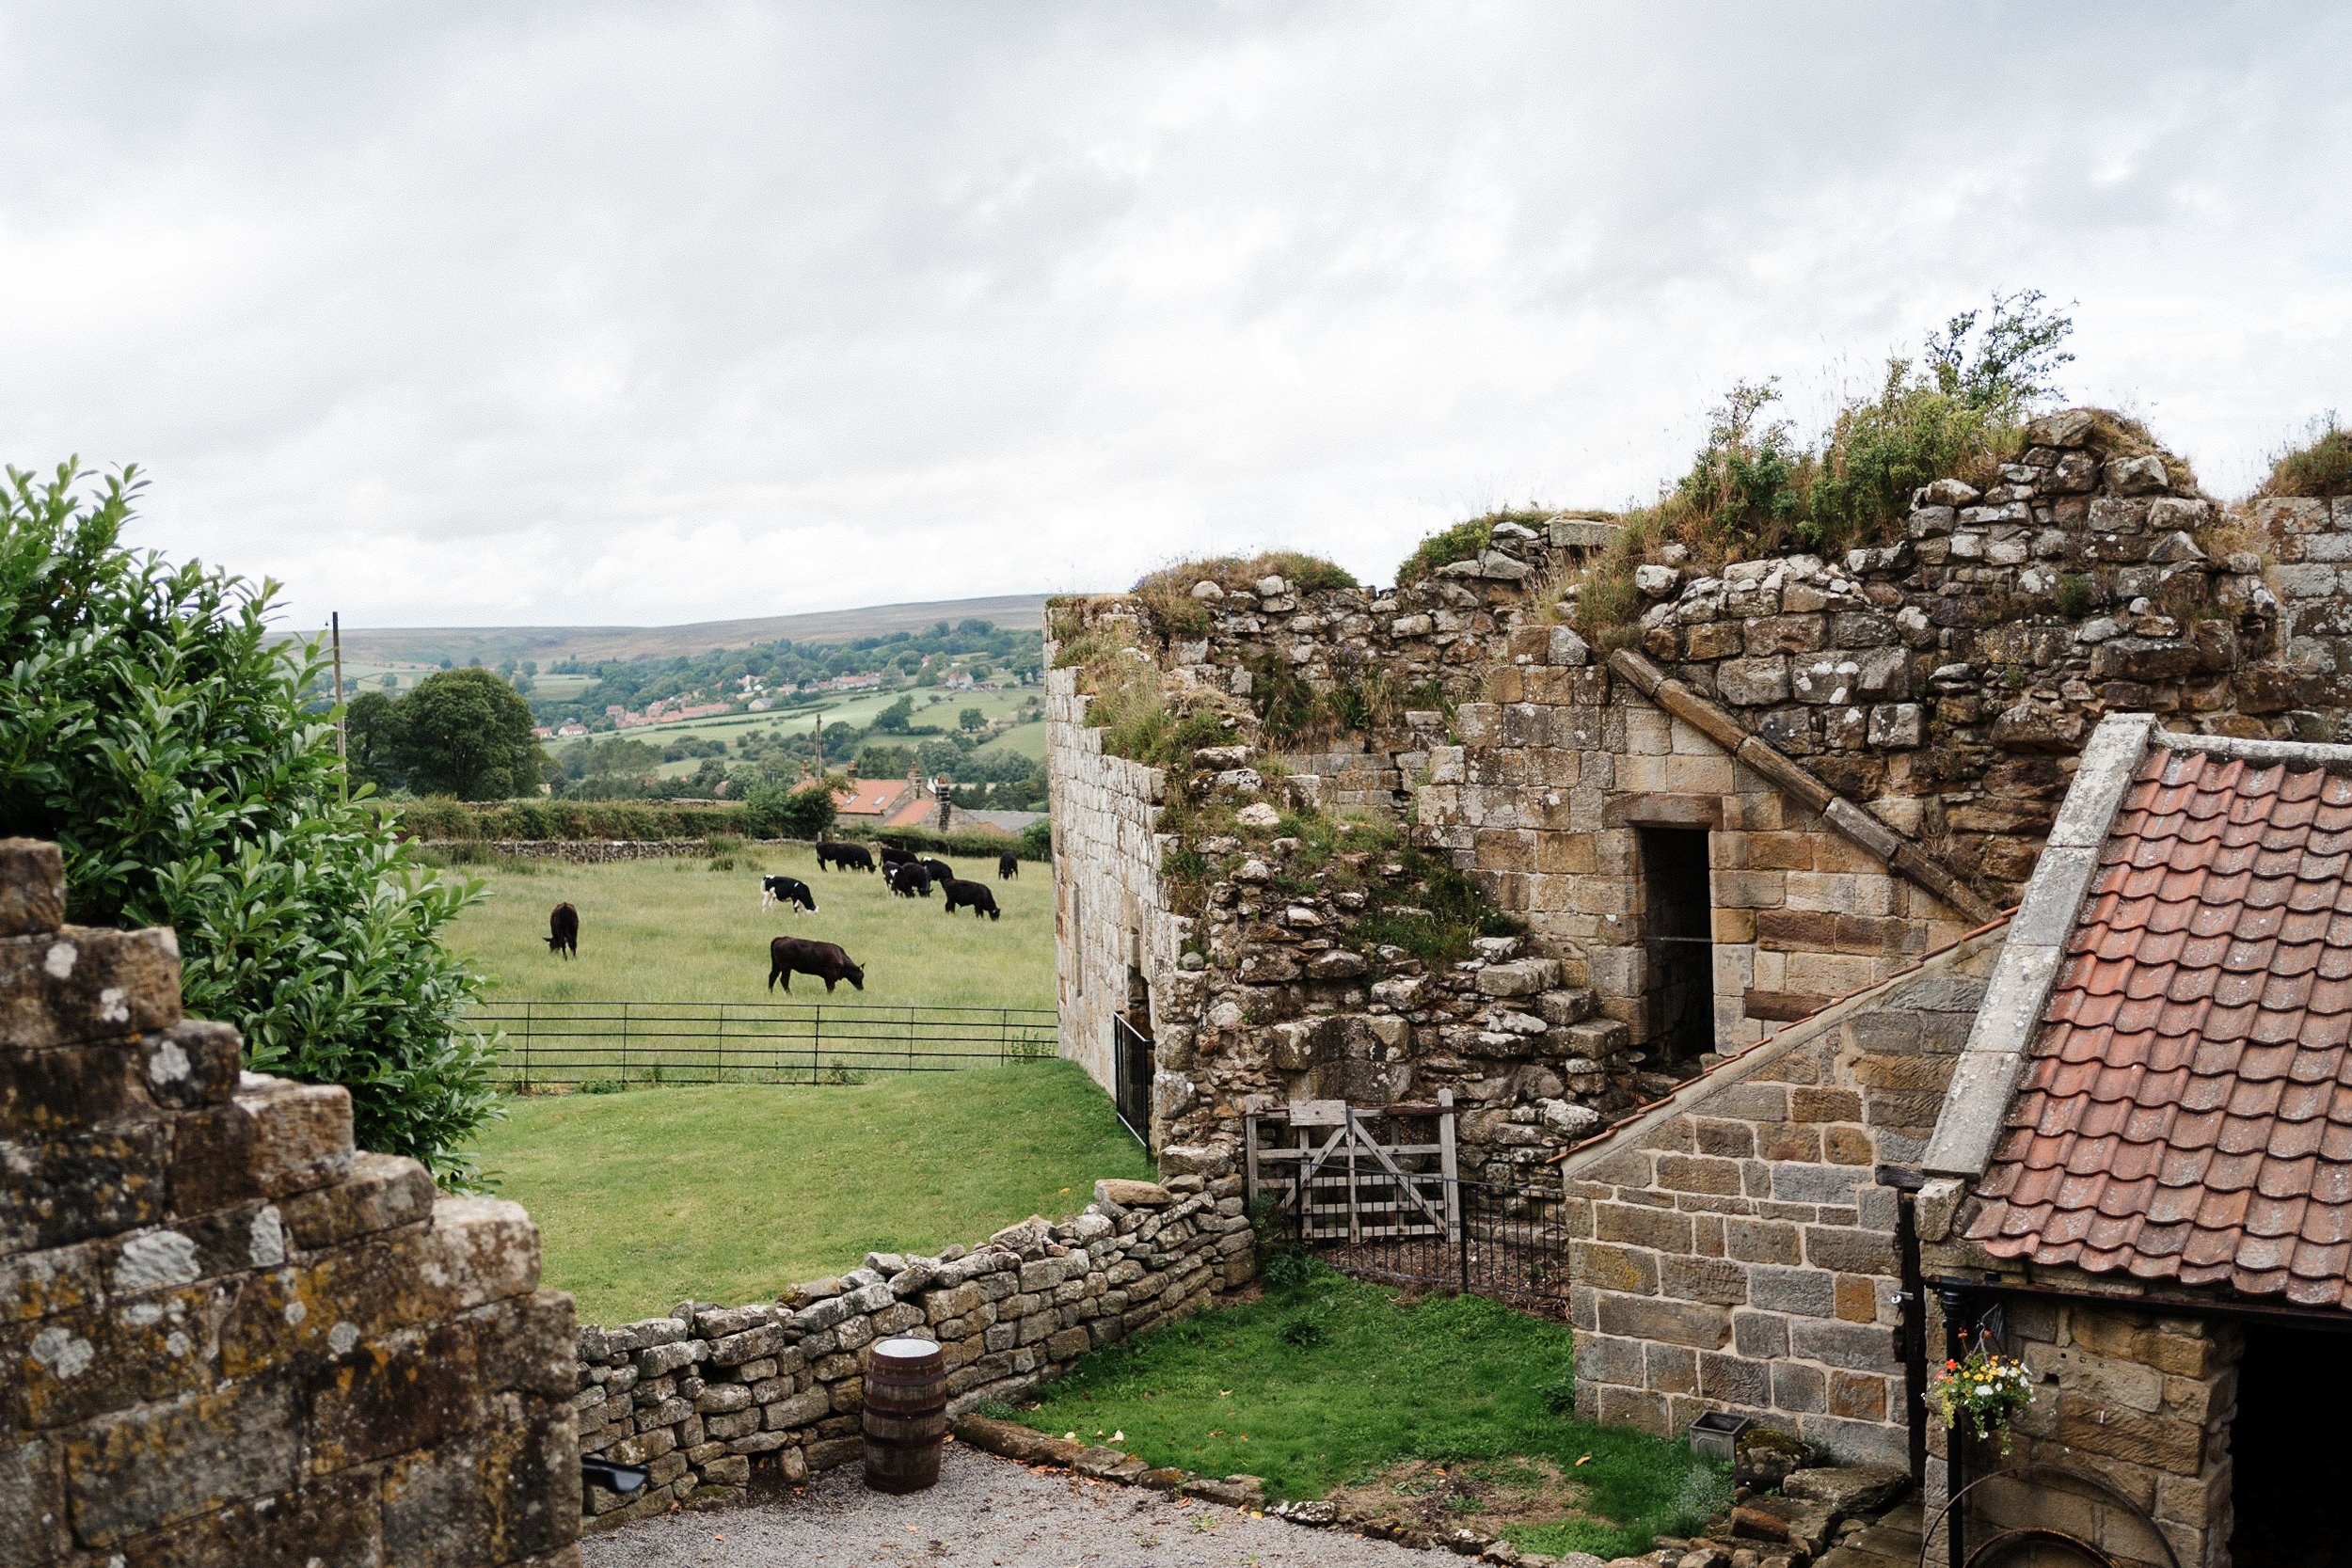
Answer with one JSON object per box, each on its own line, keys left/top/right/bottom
{"left": 0, "top": 839, "right": 578, "bottom": 1568}
{"left": 2253, "top": 491, "right": 2352, "bottom": 723}
{"left": 1556, "top": 931, "right": 1999, "bottom": 1465}
{"left": 572, "top": 1175, "right": 1253, "bottom": 1529}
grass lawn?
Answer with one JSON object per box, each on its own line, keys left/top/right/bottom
{"left": 480, "top": 1064, "right": 1150, "bottom": 1323}
{"left": 974, "top": 719, "right": 1046, "bottom": 762}
{"left": 1009, "top": 1262, "right": 1728, "bottom": 1559}
{"left": 442, "top": 846, "right": 1054, "bottom": 1012}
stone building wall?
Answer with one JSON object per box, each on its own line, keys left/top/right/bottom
{"left": 573, "top": 1176, "right": 1252, "bottom": 1529}
{"left": 0, "top": 838, "right": 578, "bottom": 1568}
{"left": 1554, "top": 929, "right": 2001, "bottom": 1465}
{"left": 1915, "top": 1222, "right": 2239, "bottom": 1568}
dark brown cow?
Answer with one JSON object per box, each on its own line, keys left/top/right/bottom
{"left": 941, "top": 879, "right": 1000, "bottom": 921}
{"left": 997, "top": 851, "right": 1020, "bottom": 879}
{"left": 816, "top": 841, "right": 875, "bottom": 872}
{"left": 546, "top": 902, "right": 579, "bottom": 958}
{"left": 768, "top": 937, "right": 865, "bottom": 992}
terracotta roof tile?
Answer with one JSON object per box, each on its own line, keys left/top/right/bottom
{"left": 1964, "top": 744, "right": 2352, "bottom": 1308}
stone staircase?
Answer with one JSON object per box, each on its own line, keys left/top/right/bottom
{"left": 1819, "top": 1496, "right": 1925, "bottom": 1568}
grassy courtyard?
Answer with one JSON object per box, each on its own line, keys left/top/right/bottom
{"left": 441, "top": 845, "right": 1054, "bottom": 1013}
{"left": 1011, "top": 1260, "right": 1727, "bottom": 1560}
{"left": 479, "top": 1064, "right": 1150, "bottom": 1322}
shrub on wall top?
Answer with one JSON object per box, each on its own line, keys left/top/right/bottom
{"left": 0, "top": 461, "right": 497, "bottom": 1180}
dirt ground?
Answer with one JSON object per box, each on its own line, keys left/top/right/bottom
{"left": 1325, "top": 1454, "right": 1592, "bottom": 1541}
{"left": 579, "top": 1445, "right": 1441, "bottom": 1567}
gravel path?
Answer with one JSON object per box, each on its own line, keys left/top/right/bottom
{"left": 580, "top": 1445, "right": 1438, "bottom": 1567}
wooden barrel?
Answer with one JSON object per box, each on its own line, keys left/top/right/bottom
{"left": 862, "top": 1337, "right": 947, "bottom": 1494}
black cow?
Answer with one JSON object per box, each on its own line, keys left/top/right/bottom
{"left": 942, "top": 879, "right": 1001, "bottom": 921}
{"left": 997, "top": 851, "right": 1020, "bottom": 879}
{"left": 768, "top": 936, "right": 865, "bottom": 992}
{"left": 887, "top": 862, "right": 932, "bottom": 898}
{"left": 918, "top": 857, "right": 954, "bottom": 886}
{"left": 877, "top": 844, "right": 915, "bottom": 869}
{"left": 815, "top": 841, "right": 874, "bottom": 872}
{"left": 546, "top": 902, "right": 579, "bottom": 958}
{"left": 760, "top": 875, "right": 818, "bottom": 914}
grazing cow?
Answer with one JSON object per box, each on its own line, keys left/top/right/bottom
{"left": 760, "top": 875, "right": 818, "bottom": 914}
{"left": 768, "top": 936, "right": 865, "bottom": 992}
{"left": 546, "top": 902, "right": 579, "bottom": 958}
{"left": 942, "top": 879, "right": 1001, "bottom": 921}
{"left": 815, "top": 841, "right": 875, "bottom": 872}
{"left": 887, "top": 862, "right": 932, "bottom": 898}
{"left": 918, "top": 857, "right": 954, "bottom": 886}
{"left": 877, "top": 844, "right": 915, "bottom": 870}
{"left": 997, "top": 851, "right": 1020, "bottom": 880}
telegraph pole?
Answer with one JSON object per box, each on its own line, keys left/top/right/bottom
{"left": 331, "top": 612, "right": 347, "bottom": 804}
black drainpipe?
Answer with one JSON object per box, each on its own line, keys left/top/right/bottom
{"left": 1936, "top": 1280, "right": 1975, "bottom": 1568}
{"left": 1879, "top": 1166, "right": 1930, "bottom": 1491}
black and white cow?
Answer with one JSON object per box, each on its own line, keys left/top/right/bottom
{"left": 887, "top": 862, "right": 932, "bottom": 898}
{"left": 760, "top": 875, "right": 818, "bottom": 914}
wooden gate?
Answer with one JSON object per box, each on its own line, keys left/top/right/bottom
{"left": 1244, "top": 1091, "right": 1460, "bottom": 1244}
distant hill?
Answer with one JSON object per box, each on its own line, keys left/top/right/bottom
{"left": 337, "top": 594, "right": 1050, "bottom": 669}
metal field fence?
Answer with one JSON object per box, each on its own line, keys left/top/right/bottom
{"left": 469, "top": 1000, "right": 1059, "bottom": 1089}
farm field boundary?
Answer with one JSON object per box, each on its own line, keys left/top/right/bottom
{"left": 475, "top": 997, "right": 1057, "bottom": 1086}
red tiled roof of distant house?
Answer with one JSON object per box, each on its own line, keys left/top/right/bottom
{"left": 884, "top": 795, "right": 938, "bottom": 829}
{"left": 1963, "top": 744, "right": 2352, "bottom": 1307}
{"left": 832, "top": 779, "right": 911, "bottom": 818}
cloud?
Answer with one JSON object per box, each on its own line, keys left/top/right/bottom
{"left": 1, "top": 2, "right": 2346, "bottom": 626}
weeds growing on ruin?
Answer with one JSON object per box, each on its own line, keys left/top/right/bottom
{"left": 1569, "top": 291, "right": 2091, "bottom": 649}
{"left": 2262, "top": 414, "right": 2352, "bottom": 499}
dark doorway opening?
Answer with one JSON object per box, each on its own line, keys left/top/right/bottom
{"left": 1640, "top": 827, "right": 1715, "bottom": 1067}
{"left": 2233, "top": 1322, "right": 2352, "bottom": 1567}
{"left": 1112, "top": 963, "right": 1153, "bottom": 1150}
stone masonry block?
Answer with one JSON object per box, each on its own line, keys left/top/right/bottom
{"left": 0, "top": 927, "right": 181, "bottom": 1051}
{"left": 0, "top": 841, "right": 64, "bottom": 939}
{"left": 277, "top": 1150, "right": 437, "bottom": 1251}
{"left": 168, "top": 1076, "right": 353, "bottom": 1214}
{"left": 1595, "top": 1293, "right": 1730, "bottom": 1350}
{"left": 63, "top": 1377, "right": 301, "bottom": 1547}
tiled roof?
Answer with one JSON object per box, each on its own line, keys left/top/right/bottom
{"left": 1964, "top": 743, "right": 2352, "bottom": 1307}
{"left": 834, "top": 779, "right": 911, "bottom": 817}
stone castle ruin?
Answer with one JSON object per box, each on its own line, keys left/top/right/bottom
{"left": 1047, "top": 409, "right": 2352, "bottom": 1566}
{"left": 1050, "top": 409, "right": 2322, "bottom": 1182}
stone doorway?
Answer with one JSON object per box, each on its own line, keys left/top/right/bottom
{"left": 2231, "top": 1320, "right": 2352, "bottom": 1568}
{"left": 1639, "top": 825, "right": 1714, "bottom": 1065}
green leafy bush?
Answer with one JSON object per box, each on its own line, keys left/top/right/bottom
{"left": 0, "top": 462, "right": 497, "bottom": 1179}
{"left": 743, "top": 776, "right": 839, "bottom": 841}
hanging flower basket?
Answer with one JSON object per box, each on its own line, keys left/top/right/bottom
{"left": 1927, "top": 1330, "right": 2034, "bottom": 1451}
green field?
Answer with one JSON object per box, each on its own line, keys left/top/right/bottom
{"left": 571, "top": 686, "right": 1044, "bottom": 777}
{"left": 478, "top": 1066, "right": 1147, "bottom": 1323}
{"left": 444, "top": 847, "right": 1053, "bottom": 1011}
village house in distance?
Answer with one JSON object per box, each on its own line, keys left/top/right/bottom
{"left": 1048, "top": 410, "right": 2352, "bottom": 1566}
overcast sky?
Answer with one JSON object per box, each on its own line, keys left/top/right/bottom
{"left": 3, "top": 4, "right": 2347, "bottom": 630}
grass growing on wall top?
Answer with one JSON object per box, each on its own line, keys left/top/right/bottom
{"left": 477, "top": 1065, "right": 1152, "bottom": 1322}
{"left": 1011, "top": 1260, "right": 1728, "bottom": 1559}
{"left": 440, "top": 846, "right": 1055, "bottom": 1011}
{"left": 2262, "top": 414, "right": 2352, "bottom": 499}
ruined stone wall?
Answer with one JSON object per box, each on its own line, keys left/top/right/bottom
{"left": 1631, "top": 411, "right": 2287, "bottom": 901}
{"left": 1555, "top": 931, "right": 1999, "bottom": 1465}
{"left": 0, "top": 839, "right": 578, "bottom": 1568}
{"left": 2253, "top": 491, "right": 2352, "bottom": 725}
{"left": 1044, "top": 666, "right": 1203, "bottom": 1104}
{"left": 573, "top": 1176, "right": 1251, "bottom": 1528}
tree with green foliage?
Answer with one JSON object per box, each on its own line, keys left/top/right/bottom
{"left": 392, "top": 667, "right": 545, "bottom": 800}
{"left": 872, "top": 694, "right": 915, "bottom": 734}
{"left": 0, "top": 461, "right": 496, "bottom": 1179}
{"left": 344, "top": 688, "right": 406, "bottom": 792}
{"left": 742, "top": 772, "right": 840, "bottom": 840}
{"left": 958, "top": 706, "right": 985, "bottom": 731}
